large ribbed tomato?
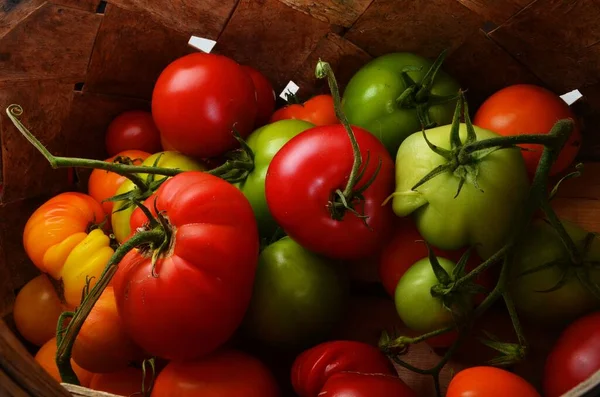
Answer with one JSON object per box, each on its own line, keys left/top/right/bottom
{"left": 112, "top": 171, "right": 260, "bottom": 360}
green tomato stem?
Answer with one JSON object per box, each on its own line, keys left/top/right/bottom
{"left": 503, "top": 290, "right": 528, "bottom": 350}
{"left": 55, "top": 228, "right": 166, "bottom": 385}
{"left": 540, "top": 197, "right": 582, "bottom": 264}
{"left": 6, "top": 105, "right": 183, "bottom": 191}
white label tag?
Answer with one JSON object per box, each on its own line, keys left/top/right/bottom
{"left": 560, "top": 89, "right": 583, "bottom": 106}
{"left": 279, "top": 80, "right": 300, "bottom": 100}
{"left": 188, "top": 36, "right": 217, "bottom": 53}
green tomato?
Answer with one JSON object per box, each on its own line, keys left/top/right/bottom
{"left": 236, "top": 119, "right": 314, "bottom": 238}
{"left": 242, "top": 236, "right": 348, "bottom": 349}
{"left": 510, "top": 218, "right": 600, "bottom": 325}
{"left": 342, "top": 52, "right": 460, "bottom": 157}
{"left": 391, "top": 123, "right": 529, "bottom": 259}
{"left": 111, "top": 151, "right": 206, "bottom": 242}
{"left": 395, "top": 256, "right": 471, "bottom": 333}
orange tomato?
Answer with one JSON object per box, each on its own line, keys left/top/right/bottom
{"left": 13, "top": 275, "right": 65, "bottom": 347}
{"left": 23, "top": 192, "right": 106, "bottom": 279}
{"left": 446, "top": 366, "right": 540, "bottom": 397}
{"left": 88, "top": 149, "right": 151, "bottom": 216}
{"left": 89, "top": 366, "right": 153, "bottom": 396}
{"left": 72, "top": 287, "right": 145, "bottom": 373}
{"left": 35, "top": 337, "right": 94, "bottom": 387}
{"left": 270, "top": 94, "right": 337, "bottom": 126}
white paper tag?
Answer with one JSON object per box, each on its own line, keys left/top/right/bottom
{"left": 560, "top": 89, "right": 583, "bottom": 106}
{"left": 188, "top": 36, "right": 217, "bottom": 53}
{"left": 279, "top": 80, "right": 300, "bottom": 100}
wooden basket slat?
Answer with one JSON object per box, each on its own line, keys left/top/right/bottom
{"left": 214, "top": 0, "right": 331, "bottom": 92}
{"left": 577, "top": 84, "right": 600, "bottom": 160}
{"left": 488, "top": 0, "right": 600, "bottom": 93}
{"left": 344, "top": 0, "right": 486, "bottom": 59}
{"left": 0, "top": 4, "right": 102, "bottom": 83}
{"left": 51, "top": 0, "right": 100, "bottom": 13}
{"left": 454, "top": 0, "right": 531, "bottom": 25}
{"left": 0, "top": 0, "right": 44, "bottom": 39}
{"left": 277, "top": 0, "right": 374, "bottom": 28}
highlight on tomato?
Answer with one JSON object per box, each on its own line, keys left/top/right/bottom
{"left": 13, "top": 274, "right": 65, "bottom": 347}
{"left": 270, "top": 94, "right": 338, "bottom": 126}
{"left": 105, "top": 110, "right": 162, "bottom": 156}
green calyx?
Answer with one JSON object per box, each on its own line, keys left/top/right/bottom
{"left": 395, "top": 49, "right": 458, "bottom": 128}
{"left": 479, "top": 331, "right": 527, "bottom": 366}
{"left": 207, "top": 130, "right": 255, "bottom": 184}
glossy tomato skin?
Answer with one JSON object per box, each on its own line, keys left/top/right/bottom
{"left": 242, "top": 65, "right": 276, "bottom": 128}
{"left": 242, "top": 236, "right": 348, "bottom": 350}
{"left": 270, "top": 94, "right": 338, "bottom": 126}
{"left": 236, "top": 119, "right": 314, "bottom": 238}
{"left": 446, "top": 366, "right": 540, "bottom": 397}
{"left": 105, "top": 110, "right": 162, "bottom": 156}
{"left": 151, "top": 349, "right": 280, "bottom": 397}
{"left": 265, "top": 125, "right": 395, "bottom": 260}
{"left": 152, "top": 53, "right": 258, "bottom": 158}
{"left": 342, "top": 52, "right": 460, "bottom": 158}
{"left": 88, "top": 149, "right": 150, "bottom": 216}
{"left": 319, "top": 372, "right": 416, "bottom": 397}
{"left": 473, "top": 84, "right": 581, "bottom": 177}
{"left": 112, "top": 171, "right": 259, "bottom": 360}
{"left": 13, "top": 274, "right": 64, "bottom": 347}
{"left": 544, "top": 312, "right": 600, "bottom": 397}
{"left": 510, "top": 219, "right": 600, "bottom": 325}
{"left": 291, "top": 340, "right": 397, "bottom": 397}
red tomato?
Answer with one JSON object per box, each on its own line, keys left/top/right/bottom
{"left": 543, "top": 311, "right": 600, "bottom": 397}
{"left": 446, "top": 366, "right": 540, "bottom": 397}
{"left": 270, "top": 94, "right": 337, "bottom": 126}
{"left": 13, "top": 274, "right": 65, "bottom": 347}
{"left": 105, "top": 110, "right": 162, "bottom": 156}
{"left": 151, "top": 349, "right": 280, "bottom": 397}
{"left": 112, "top": 171, "right": 259, "bottom": 360}
{"left": 473, "top": 84, "right": 581, "bottom": 177}
{"left": 265, "top": 125, "right": 395, "bottom": 260}
{"left": 152, "top": 53, "right": 258, "bottom": 158}
{"left": 89, "top": 366, "right": 153, "bottom": 396}
{"left": 291, "top": 340, "right": 397, "bottom": 397}
{"left": 320, "top": 372, "right": 416, "bottom": 397}
{"left": 87, "top": 149, "right": 150, "bottom": 216}
{"left": 242, "top": 65, "right": 276, "bottom": 128}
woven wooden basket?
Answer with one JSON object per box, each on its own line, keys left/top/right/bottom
{"left": 1, "top": 0, "right": 599, "bottom": 396}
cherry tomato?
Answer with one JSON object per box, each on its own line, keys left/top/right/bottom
{"left": 87, "top": 149, "right": 150, "bottom": 216}
{"left": 473, "top": 84, "right": 581, "bottom": 177}
{"left": 446, "top": 366, "right": 540, "bottom": 397}
{"left": 151, "top": 349, "right": 280, "bottom": 397}
{"left": 242, "top": 65, "right": 276, "bottom": 128}
{"left": 152, "top": 53, "right": 258, "bottom": 158}
{"left": 270, "top": 94, "right": 338, "bottom": 126}
{"left": 35, "top": 337, "right": 94, "bottom": 387}
{"left": 71, "top": 287, "right": 145, "bottom": 373}
{"left": 291, "top": 340, "right": 397, "bottom": 397}
{"left": 544, "top": 311, "right": 600, "bottom": 397}
{"left": 13, "top": 274, "right": 65, "bottom": 347}
{"left": 105, "top": 110, "right": 162, "bottom": 156}
{"left": 319, "top": 372, "right": 416, "bottom": 397}
{"left": 89, "top": 366, "right": 153, "bottom": 396}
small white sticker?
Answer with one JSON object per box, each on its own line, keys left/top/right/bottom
{"left": 560, "top": 89, "right": 583, "bottom": 106}
{"left": 188, "top": 36, "right": 217, "bottom": 53}
{"left": 279, "top": 80, "right": 300, "bottom": 100}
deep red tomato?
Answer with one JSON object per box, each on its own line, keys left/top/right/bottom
{"left": 151, "top": 349, "right": 280, "bottom": 397}
{"left": 242, "top": 65, "right": 276, "bottom": 128}
{"left": 270, "top": 94, "right": 338, "bottom": 126}
{"left": 473, "top": 84, "right": 581, "bottom": 177}
{"left": 446, "top": 366, "right": 540, "bottom": 397}
{"left": 265, "top": 125, "right": 395, "bottom": 260}
{"left": 152, "top": 53, "right": 258, "bottom": 158}
{"left": 543, "top": 311, "right": 600, "bottom": 397}
{"left": 112, "top": 171, "right": 259, "bottom": 361}
{"left": 105, "top": 110, "right": 162, "bottom": 156}
{"left": 89, "top": 366, "right": 153, "bottom": 396}
{"left": 87, "top": 149, "right": 150, "bottom": 216}
{"left": 291, "top": 340, "right": 397, "bottom": 397}
{"left": 320, "top": 372, "right": 416, "bottom": 397}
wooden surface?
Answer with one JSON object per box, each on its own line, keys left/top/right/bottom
{"left": 0, "top": 0, "right": 599, "bottom": 396}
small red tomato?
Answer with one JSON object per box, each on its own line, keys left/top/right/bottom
{"left": 105, "top": 110, "right": 162, "bottom": 156}
{"left": 319, "top": 372, "right": 416, "bottom": 397}
{"left": 544, "top": 311, "right": 600, "bottom": 397}
{"left": 473, "top": 84, "right": 581, "bottom": 177}
{"left": 242, "top": 65, "right": 276, "bottom": 128}
{"left": 291, "top": 340, "right": 397, "bottom": 397}
{"left": 270, "top": 94, "right": 338, "bottom": 126}
{"left": 447, "top": 366, "right": 540, "bottom": 397}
